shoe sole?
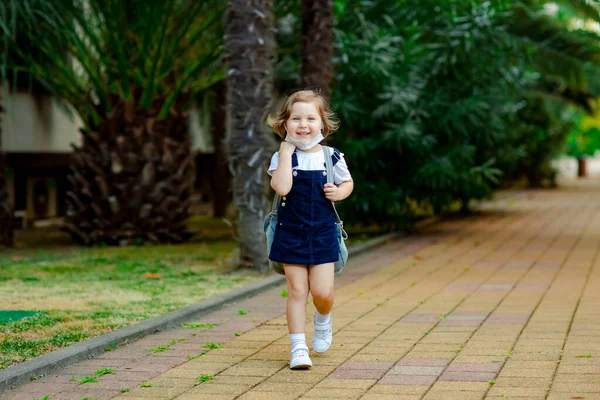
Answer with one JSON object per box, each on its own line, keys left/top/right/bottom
{"left": 290, "top": 362, "right": 312, "bottom": 370}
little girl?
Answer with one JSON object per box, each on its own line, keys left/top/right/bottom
{"left": 267, "top": 90, "right": 353, "bottom": 369}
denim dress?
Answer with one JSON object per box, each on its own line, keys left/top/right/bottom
{"left": 269, "top": 150, "right": 341, "bottom": 266}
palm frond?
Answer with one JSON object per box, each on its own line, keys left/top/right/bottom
{"left": 551, "top": 0, "right": 600, "bottom": 23}
{"left": 0, "top": 0, "right": 225, "bottom": 129}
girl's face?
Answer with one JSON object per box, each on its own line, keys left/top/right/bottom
{"left": 285, "top": 101, "right": 323, "bottom": 142}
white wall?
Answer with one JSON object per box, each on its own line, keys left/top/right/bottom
{"left": 2, "top": 89, "right": 212, "bottom": 154}
{"left": 189, "top": 91, "right": 215, "bottom": 154}
{"left": 553, "top": 153, "right": 600, "bottom": 178}
{"left": 1, "top": 91, "right": 82, "bottom": 152}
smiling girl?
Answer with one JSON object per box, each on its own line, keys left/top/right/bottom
{"left": 267, "top": 90, "right": 353, "bottom": 369}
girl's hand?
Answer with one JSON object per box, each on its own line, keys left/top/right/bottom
{"left": 279, "top": 141, "right": 296, "bottom": 156}
{"left": 324, "top": 183, "right": 339, "bottom": 201}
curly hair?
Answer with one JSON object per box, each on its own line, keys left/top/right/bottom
{"left": 267, "top": 90, "right": 340, "bottom": 139}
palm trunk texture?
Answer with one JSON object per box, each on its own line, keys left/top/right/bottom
{"left": 225, "top": 0, "right": 274, "bottom": 271}
{"left": 301, "top": 0, "right": 334, "bottom": 99}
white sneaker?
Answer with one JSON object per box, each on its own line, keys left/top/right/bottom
{"left": 312, "top": 313, "right": 333, "bottom": 353}
{"left": 290, "top": 344, "right": 312, "bottom": 369}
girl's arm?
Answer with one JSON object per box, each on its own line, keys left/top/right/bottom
{"left": 271, "top": 142, "right": 296, "bottom": 196}
{"left": 324, "top": 179, "right": 354, "bottom": 202}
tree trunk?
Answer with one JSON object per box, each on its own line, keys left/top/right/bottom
{"left": 225, "top": 0, "right": 274, "bottom": 272}
{"left": 63, "top": 97, "right": 195, "bottom": 246}
{"left": 210, "top": 81, "right": 230, "bottom": 218}
{"left": 577, "top": 157, "right": 587, "bottom": 178}
{"left": 0, "top": 90, "right": 15, "bottom": 248}
{"left": 301, "top": 0, "right": 334, "bottom": 100}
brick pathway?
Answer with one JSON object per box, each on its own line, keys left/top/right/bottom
{"left": 3, "top": 180, "right": 600, "bottom": 400}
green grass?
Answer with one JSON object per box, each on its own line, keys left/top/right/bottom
{"left": 197, "top": 374, "right": 213, "bottom": 382}
{"left": 70, "top": 375, "right": 99, "bottom": 384}
{"left": 95, "top": 368, "right": 116, "bottom": 377}
{"left": 140, "top": 381, "right": 152, "bottom": 387}
{"left": 146, "top": 345, "right": 171, "bottom": 353}
{"left": 203, "top": 341, "right": 222, "bottom": 349}
{"left": 187, "top": 352, "right": 206, "bottom": 360}
{"left": 182, "top": 322, "right": 214, "bottom": 329}
{"left": 0, "top": 217, "right": 260, "bottom": 370}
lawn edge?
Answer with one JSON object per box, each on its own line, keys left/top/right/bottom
{"left": 0, "top": 215, "right": 443, "bottom": 393}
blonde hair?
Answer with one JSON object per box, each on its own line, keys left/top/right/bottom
{"left": 267, "top": 90, "right": 340, "bottom": 139}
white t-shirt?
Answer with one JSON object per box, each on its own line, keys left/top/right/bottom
{"left": 268, "top": 149, "right": 352, "bottom": 185}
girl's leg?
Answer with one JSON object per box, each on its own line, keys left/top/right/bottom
{"left": 308, "top": 262, "right": 335, "bottom": 353}
{"left": 284, "top": 264, "right": 310, "bottom": 333}
{"left": 308, "top": 262, "right": 335, "bottom": 315}
{"left": 284, "top": 264, "right": 312, "bottom": 369}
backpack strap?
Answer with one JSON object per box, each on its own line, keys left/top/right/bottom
{"left": 322, "top": 146, "right": 348, "bottom": 240}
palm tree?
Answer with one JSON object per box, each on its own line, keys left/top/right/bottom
{"left": 301, "top": 0, "right": 334, "bottom": 99}
{"left": 225, "top": 0, "right": 274, "bottom": 271}
{"left": 1, "top": 0, "right": 224, "bottom": 245}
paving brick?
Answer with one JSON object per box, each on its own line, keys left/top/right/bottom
{"left": 378, "top": 375, "right": 437, "bottom": 385}
{"left": 118, "top": 385, "right": 188, "bottom": 398}
{"left": 302, "top": 388, "right": 366, "bottom": 399}
{"left": 553, "top": 373, "right": 600, "bottom": 383}
{"left": 235, "top": 393, "right": 298, "bottom": 400}
{"left": 552, "top": 383, "right": 600, "bottom": 393}
{"left": 446, "top": 363, "right": 501, "bottom": 372}
{"left": 395, "top": 358, "right": 451, "bottom": 367}
{"left": 176, "top": 393, "right": 237, "bottom": 400}
{"left": 546, "top": 394, "right": 600, "bottom": 400}
{"left": 328, "top": 369, "right": 387, "bottom": 380}
{"left": 431, "top": 381, "right": 490, "bottom": 391}
{"left": 423, "top": 391, "right": 487, "bottom": 400}
{"left": 557, "top": 364, "right": 600, "bottom": 374}
{"left": 337, "top": 361, "right": 394, "bottom": 370}
{"left": 493, "top": 377, "right": 552, "bottom": 387}
{"left": 389, "top": 366, "right": 444, "bottom": 376}
{"left": 439, "top": 371, "right": 497, "bottom": 382}
{"left": 361, "top": 395, "right": 421, "bottom": 400}
{"left": 368, "top": 384, "right": 429, "bottom": 395}
{"left": 487, "top": 386, "right": 549, "bottom": 397}
{"left": 498, "top": 368, "right": 554, "bottom": 378}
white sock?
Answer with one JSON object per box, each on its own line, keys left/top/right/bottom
{"left": 290, "top": 333, "right": 306, "bottom": 350}
{"left": 315, "top": 311, "right": 331, "bottom": 324}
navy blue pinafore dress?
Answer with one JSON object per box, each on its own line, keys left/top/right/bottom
{"left": 269, "top": 149, "right": 341, "bottom": 266}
